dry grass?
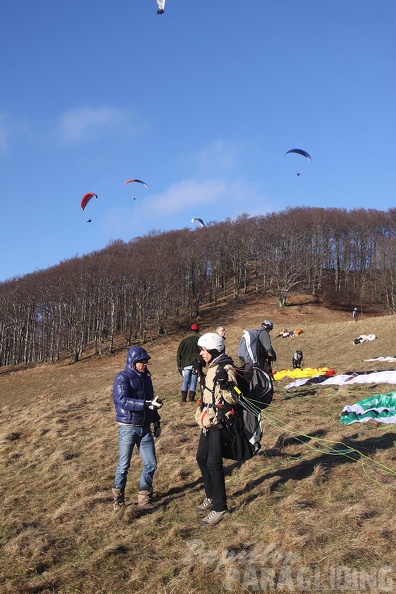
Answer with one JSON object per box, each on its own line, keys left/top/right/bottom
{"left": 1, "top": 297, "right": 396, "bottom": 593}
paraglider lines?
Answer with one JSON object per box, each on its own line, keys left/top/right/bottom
{"left": 226, "top": 371, "right": 396, "bottom": 491}
{"left": 259, "top": 405, "right": 396, "bottom": 488}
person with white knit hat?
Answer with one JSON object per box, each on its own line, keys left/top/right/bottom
{"left": 194, "top": 332, "right": 239, "bottom": 526}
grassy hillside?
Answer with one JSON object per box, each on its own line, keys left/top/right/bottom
{"left": 1, "top": 298, "right": 396, "bottom": 594}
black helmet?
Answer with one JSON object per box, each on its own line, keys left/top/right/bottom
{"left": 262, "top": 320, "right": 273, "bottom": 331}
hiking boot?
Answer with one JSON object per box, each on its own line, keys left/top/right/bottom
{"left": 157, "top": 9, "right": 164, "bottom": 14}
{"left": 200, "top": 509, "right": 229, "bottom": 526}
{"left": 188, "top": 391, "right": 196, "bottom": 402}
{"left": 138, "top": 490, "right": 156, "bottom": 510}
{"left": 195, "top": 497, "right": 213, "bottom": 512}
{"left": 181, "top": 391, "right": 188, "bottom": 404}
{"left": 112, "top": 488, "right": 125, "bottom": 511}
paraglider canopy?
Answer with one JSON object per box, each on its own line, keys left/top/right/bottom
{"left": 80, "top": 192, "right": 98, "bottom": 211}
{"left": 191, "top": 217, "right": 205, "bottom": 228}
{"left": 340, "top": 392, "right": 396, "bottom": 425}
{"left": 124, "top": 179, "right": 149, "bottom": 189}
{"left": 284, "top": 148, "right": 312, "bottom": 162}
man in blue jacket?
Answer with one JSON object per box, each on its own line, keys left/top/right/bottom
{"left": 112, "top": 346, "right": 163, "bottom": 511}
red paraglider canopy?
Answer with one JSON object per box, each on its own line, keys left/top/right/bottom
{"left": 80, "top": 192, "right": 98, "bottom": 211}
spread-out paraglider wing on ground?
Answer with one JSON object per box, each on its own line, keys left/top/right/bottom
{"left": 124, "top": 179, "right": 149, "bottom": 189}
{"left": 191, "top": 218, "right": 205, "bottom": 228}
{"left": 80, "top": 192, "right": 98, "bottom": 211}
{"left": 284, "top": 148, "right": 312, "bottom": 162}
{"left": 340, "top": 391, "right": 396, "bottom": 424}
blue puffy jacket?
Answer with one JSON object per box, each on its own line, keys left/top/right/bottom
{"left": 113, "top": 350, "right": 160, "bottom": 426}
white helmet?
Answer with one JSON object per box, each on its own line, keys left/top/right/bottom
{"left": 262, "top": 320, "right": 273, "bottom": 331}
{"left": 197, "top": 332, "right": 225, "bottom": 353}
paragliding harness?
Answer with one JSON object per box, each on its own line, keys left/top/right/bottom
{"left": 238, "top": 328, "right": 272, "bottom": 368}
{"left": 210, "top": 363, "right": 273, "bottom": 461}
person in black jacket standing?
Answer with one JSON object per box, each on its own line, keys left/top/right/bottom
{"left": 112, "top": 346, "right": 163, "bottom": 511}
{"left": 176, "top": 324, "right": 201, "bottom": 403}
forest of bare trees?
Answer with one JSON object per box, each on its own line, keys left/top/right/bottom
{"left": 1, "top": 206, "right": 396, "bottom": 367}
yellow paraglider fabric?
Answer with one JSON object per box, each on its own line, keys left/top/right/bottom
{"left": 273, "top": 367, "right": 331, "bottom": 381}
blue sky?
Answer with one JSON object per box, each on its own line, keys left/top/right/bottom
{"left": 1, "top": 0, "right": 395, "bottom": 282}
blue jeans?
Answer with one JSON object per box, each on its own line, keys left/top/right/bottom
{"left": 181, "top": 366, "right": 198, "bottom": 392}
{"left": 114, "top": 425, "right": 157, "bottom": 491}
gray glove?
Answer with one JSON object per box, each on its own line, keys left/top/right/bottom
{"left": 145, "top": 396, "right": 163, "bottom": 410}
{"left": 153, "top": 423, "right": 161, "bottom": 438}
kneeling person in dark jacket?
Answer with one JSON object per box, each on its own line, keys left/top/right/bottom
{"left": 112, "top": 346, "right": 163, "bottom": 511}
{"left": 292, "top": 350, "right": 303, "bottom": 369}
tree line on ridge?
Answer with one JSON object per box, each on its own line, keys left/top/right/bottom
{"left": 1, "top": 206, "right": 396, "bottom": 367}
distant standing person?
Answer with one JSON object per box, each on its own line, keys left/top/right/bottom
{"left": 352, "top": 308, "right": 359, "bottom": 322}
{"left": 177, "top": 324, "right": 201, "bottom": 403}
{"left": 260, "top": 320, "right": 277, "bottom": 374}
{"left": 238, "top": 320, "right": 277, "bottom": 375}
{"left": 112, "top": 347, "right": 163, "bottom": 511}
{"left": 216, "top": 326, "right": 226, "bottom": 340}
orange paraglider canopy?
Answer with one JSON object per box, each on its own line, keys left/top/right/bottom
{"left": 124, "top": 179, "right": 148, "bottom": 189}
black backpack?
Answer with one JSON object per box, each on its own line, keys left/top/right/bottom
{"left": 220, "top": 404, "right": 262, "bottom": 461}
{"left": 235, "top": 363, "right": 273, "bottom": 410}
{"left": 219, "top": 363, "right": 273, "bottom": 461}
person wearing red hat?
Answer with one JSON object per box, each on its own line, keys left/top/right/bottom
{"left": 176, "top": 324, "right": 201, "bottom": 403}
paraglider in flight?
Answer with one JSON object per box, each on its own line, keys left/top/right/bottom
{"left": 191, "top": 217, "right": 205, "bottom": 228}
{"left": 124, "top": 179, "right": 149, "bottom": 189}
{"left": 80, "top": 192, "right": 98, "bottom": 211}
{"left": 285, "top": 148, "right": 311, "bottom": 176}
{"left": 87, "top": 219, "right": 92, "bottom": 223}
{"left": 284, "top": 148, "right": 312, "bottom": 162}
{"left": 156, "top": 0, "right": 165, "bottom": 14}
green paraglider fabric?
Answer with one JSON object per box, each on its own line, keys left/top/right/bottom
{"left": 340, "top": 391, "right": 396, "bottom": 425}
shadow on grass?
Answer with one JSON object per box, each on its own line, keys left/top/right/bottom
{"left": 283, "top": 388, "right": 321, "bottom": 400}
{"left": 154, "top": 430, "right": 396, "bottom": 511}
{"left": 232, "top": 431, "right": 396, "bottom": 500}
{"left": 157, "top": 476, "right": 203, "bottom": 503}
{"left": 272, "top": 429, "right": 327, "bottom": 449}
